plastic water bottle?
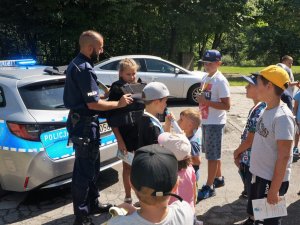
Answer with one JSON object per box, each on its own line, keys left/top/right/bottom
{"left": 166, "top": 109, "right": 183, "bottom": 134}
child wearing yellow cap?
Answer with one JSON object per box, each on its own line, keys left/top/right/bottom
{"left": 244, "top": 65, "right": 296, "bottom": 225}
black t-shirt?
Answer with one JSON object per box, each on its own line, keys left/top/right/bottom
{"left": 107, "top": 78, "right": 144, "bottom": 151}
{"left": 137, "top": 114, "right": 161, "bottom": 149}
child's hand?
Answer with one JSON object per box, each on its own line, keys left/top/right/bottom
{"left": 233, "top": 149, "right": 240, "bottom": 160}
{"left": 197, "top": 94, "right": 209, "bottom": 105}
{"left": 118, "top": 140, "right": 127, "bottom": 154}
{"left": 234, "top": 157, "right": 240, "bottom": 168}
{"left": 165, "top": 111, "right": 175, "bottom": 122}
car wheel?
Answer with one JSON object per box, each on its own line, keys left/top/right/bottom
{"left": 187, "top": 83, "right": 201, "bottom": 105}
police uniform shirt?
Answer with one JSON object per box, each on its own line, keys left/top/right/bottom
{"left": 137, "top": 114, "right": 161, "bottom": 149}
{"left": 63, "top": 53, "right": 100, "bottom": 139}
{"left": 108, "top": 78, "right": 144, "bottom": 151}
{"left": 63, "top": 53, "right": 99, "bottom": 115}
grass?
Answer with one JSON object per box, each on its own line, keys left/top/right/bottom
{"left": 213, "top": 66, "right": 300, "bottom": 86}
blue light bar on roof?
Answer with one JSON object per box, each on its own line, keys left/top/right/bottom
{"left": 0, "top": 59, "right": 37, "bottom": 67}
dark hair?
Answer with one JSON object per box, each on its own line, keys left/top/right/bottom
{"left": 143, "top": 97, "right": 165, "bottom": 105}
{"left": 178, "top": 156, "right": 192, "bottom": 171}
{"left": 281, "top": 55, "right": 293, "bottom": 62}
{"left": 260, "top": 76, "right": 287, "bottom": 96}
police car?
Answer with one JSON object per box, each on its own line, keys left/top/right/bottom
{"left": 0, "top": 59, "right": 119, "bottom": 193}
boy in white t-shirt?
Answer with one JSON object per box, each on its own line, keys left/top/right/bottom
{"left": 197, "top": 50, "right": 231, "bottom": 201}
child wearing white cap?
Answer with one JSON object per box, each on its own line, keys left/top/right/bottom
{"left": 158, "top": 132, "right": 202, "bottom": 225}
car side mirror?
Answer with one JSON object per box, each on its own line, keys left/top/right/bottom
{"left": 175, "top": 68, "right": 180, "bottom": 75}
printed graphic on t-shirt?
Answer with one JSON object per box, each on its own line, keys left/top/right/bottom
{"left": 199, "top": 84, "right": 212, "bottom": 119}
{"left": 256, "top": 118, "right": 269, "bottom": 137}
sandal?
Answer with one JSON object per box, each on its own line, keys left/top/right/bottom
{"left": 133, "top": 201, "right": 141, "bottom": 207}
{"left": 124, "top": 197, "right": 132, "bottom": 204}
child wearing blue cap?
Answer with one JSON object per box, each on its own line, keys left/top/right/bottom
{"left": 233, "top": 75, "right": 266, "bottom": 199}
{"left": 246, "top": 65, "right": 295, "bottom": 225}
{"left": 197, "top": 50, "right": 231, "bottom": 201}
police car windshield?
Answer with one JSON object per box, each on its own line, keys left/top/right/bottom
{"left": 19, "top": 81, "right": 66, "bottom": 110}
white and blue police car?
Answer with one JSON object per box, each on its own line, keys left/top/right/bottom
{"left": 0, "top": 59, "right": 119, "bottom": 193}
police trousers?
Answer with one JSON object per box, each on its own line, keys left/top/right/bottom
{"left": 72, "top": 139, "right": 100, "bottom": 218}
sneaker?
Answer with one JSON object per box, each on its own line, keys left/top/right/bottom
{"left": 124, "top": 197, "right": 132, "bottom": 204}
{"left": 197, "top": 185, "right": 216, "bottom": 201}
{"left": 73, "top": 216, "right": 94, "bottom": 225}
{"left": 293, "top": 147, "right": 300, "bottom": 157}
{"left": 133, "top": 201, "right": 141, "bottom": 207}
{"left": 241, "top": 190, "right": 247, "bottom": 198}
{"left": 241, "top": 217, "right": 254, "bottom": 225}
{"left": 89, "top": 202, "right": 113, "bottom": 214}
{"left": 294, "top": 147, "right": 299, "bottom": 154}
{"left": 213, "top": 176, "right": 225, "bottom": 188}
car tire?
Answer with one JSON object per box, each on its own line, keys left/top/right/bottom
{"left": 187, "top": 83, "right": 201, "bottom": 105}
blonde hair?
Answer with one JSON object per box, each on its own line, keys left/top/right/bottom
{"left": 119, "top": 58, "right": 139, "bottom": 72}
{"left": 79, "top": 30, "right": 103, "bottom": 48}
{"left": 180, "top": 108, "right": 201, "bottom": 128}
{"left": 135, "top": 186, "right": 170, "bottom": 206}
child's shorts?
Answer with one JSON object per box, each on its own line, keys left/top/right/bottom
{"left": 202, "top": 124, "right": 225, "bottom": 160}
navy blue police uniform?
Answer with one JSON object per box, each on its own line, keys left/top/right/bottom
{"left": 63, "top": 53, "right": 103, "bottom": 220}
{"left": 107, "top": 78, "right": 144, "bottom": 152}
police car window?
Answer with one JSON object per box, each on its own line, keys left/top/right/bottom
{"left": 145, "top": 59, "right": 175, "bottom": 73}
{"left": 19, "top": 81, "right": 65, "bottom": 110}
{"left": 0, "top": 86, "right": 6, "bottom": 107}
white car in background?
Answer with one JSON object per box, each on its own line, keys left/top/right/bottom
{"left": 94, "top": 55, "right": 205, "bottom": 104}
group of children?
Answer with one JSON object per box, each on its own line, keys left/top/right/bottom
{"left": 102, "top": 50, "right": 299, "bottom": 225}
{"left": 102, "top": 49, "right": 231, "bottom": 225}
{"left": 233, "top": 57, "right": 298, "bottom": 225}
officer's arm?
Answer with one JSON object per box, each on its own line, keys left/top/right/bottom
{"left": 87, "top": 94, "right": 133, "bottom": 111}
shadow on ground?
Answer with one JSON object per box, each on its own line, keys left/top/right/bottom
{"left": 283, "top": 199, "right": 300, "bottom": 225}
{"left": 197, "top": 197, "right": 248, "bottom": 225}
{"left": 2, "top": 168, "right": 118, "bottom": 224}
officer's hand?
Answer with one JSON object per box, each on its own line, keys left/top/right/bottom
{"left": 118, "top": 94, "right": 133, "bottom": 108}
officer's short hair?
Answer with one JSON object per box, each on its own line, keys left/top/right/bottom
{"left": 119, "top": 58, "right": 139, "bottom": 72}
{"left": 79, "top": 30, "right": 103, "bottom": 47}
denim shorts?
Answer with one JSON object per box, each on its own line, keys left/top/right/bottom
{"left": 202, "top": 124, "right": 225, "bottom": 160}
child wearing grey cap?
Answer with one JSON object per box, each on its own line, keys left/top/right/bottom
{"left": 137, "top": 82, "right": 173, "bottom": 148}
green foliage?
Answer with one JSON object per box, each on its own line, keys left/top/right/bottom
{"left": 0, "top": 0, "right": 299, "bottom": 66}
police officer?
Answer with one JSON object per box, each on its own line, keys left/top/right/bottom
{"left": 63, "top": 30, "right": 132, "bottom": 225}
